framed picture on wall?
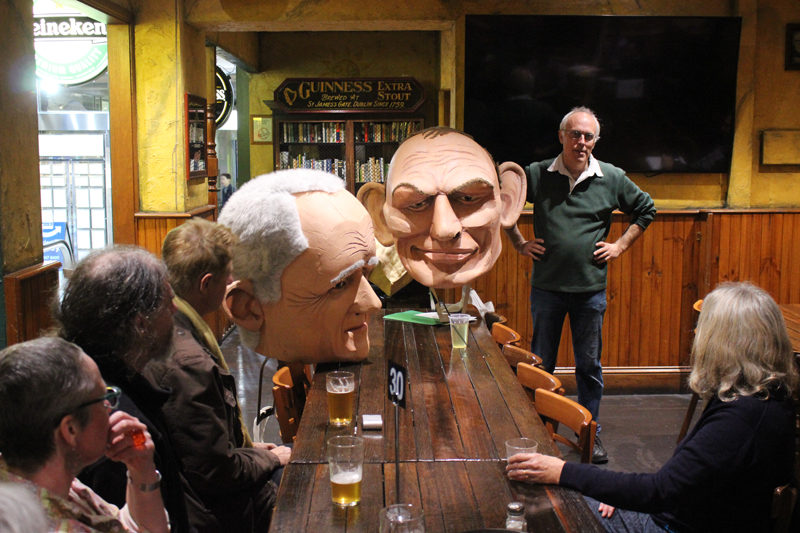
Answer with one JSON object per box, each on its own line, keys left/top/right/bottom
{"left": 186, "top": 93, "right": 208, "bottom": 180}
{"left": 786, "top": 24, "right": 800, "bottom": 70}
{"left": 251, "top": 115, "right": 273, "bottom": 144}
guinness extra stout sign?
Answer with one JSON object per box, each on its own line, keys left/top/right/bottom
{"left": 272, "top": 77, "right": 425, "bottom": 113}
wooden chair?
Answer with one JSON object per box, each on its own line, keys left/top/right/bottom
{"left": 492, "top": 323, "right": 522, "bottom": 350}
{"left": 483, "top": 312, "right": 507, "bottom": 331}
{"left": 502, "top": 345, "right": 543, "bottom": 373}
{"left": 677, "top": 299, "right": 704, "bottom": 444}
{"left": 516, "top": 362, "right": 564, "bottom": 404}
{"left": 535, "top": 389, "right": 597, "bottom": 464}
{"left": 272, "top": 363, "right": 312, "bottom": 444}
{"left": 772, "top": 484, "right": 797, "bottom": 533}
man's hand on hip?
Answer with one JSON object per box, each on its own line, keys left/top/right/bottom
{"left": 593, "top": 241, "right": 624, "bottom": 264}
{"left": 518, "top": 238, "right": 545, "bottom": 261}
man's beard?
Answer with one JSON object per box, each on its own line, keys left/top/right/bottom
{"left": 128, "top": 326, "right": 175, "bottom": 372}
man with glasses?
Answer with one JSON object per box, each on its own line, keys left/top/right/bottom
{"left": 0, "top": 337, "right": 169, "bottom": 532}
{"left": 54, "top": 246, "right": 196, "bottom": 532}
{"left": 505, "top": 107, "right": 656, "bottom": 464}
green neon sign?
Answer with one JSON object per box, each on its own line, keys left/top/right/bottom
{"left": 33, "top": 2, "right": 108, "bottom": 86}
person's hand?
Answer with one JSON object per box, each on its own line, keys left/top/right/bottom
{"left": 518, "top": 238, "right": 545, "bottom": 261}
{"left": 594, "top": 241, "right": 624, "bottom": 264}
{"left": 505, "top": 452, "right": 564, "bottom": 485}
{"left": 253, "top": 442, "right": 277, "bottom": 450}
{"left": 597, "top": 502, "right": 616, "bottom": 518}
{"left": 106, "top": 411, "right": 159, "bottom": 484}
{"left": 269, "top": 445, "right": 292, "bottom": 466}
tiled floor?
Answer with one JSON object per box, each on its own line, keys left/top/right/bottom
{"left": 221, "top": 328, "right": 700, "bottom": 473}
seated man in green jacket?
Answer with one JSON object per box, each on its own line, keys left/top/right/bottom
{"left": 145, "top": 218, "right": 291, "bottom": 533}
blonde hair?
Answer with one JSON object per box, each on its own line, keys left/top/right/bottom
{"left": 162, "top": 219, "right": 237, "bottom": 298}
{"left": 689, "top": 282, "right": 799, "bottom": 401}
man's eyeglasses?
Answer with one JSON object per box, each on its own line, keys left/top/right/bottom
{"left": 562, "top": 130, "right": 599, "bottom": 143}
{"left": 74, "top": 386, "right": 122, "bottom": 411}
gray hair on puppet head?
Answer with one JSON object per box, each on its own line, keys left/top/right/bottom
{"left": 218, "top": 169, "right": 346, "bottom": 349}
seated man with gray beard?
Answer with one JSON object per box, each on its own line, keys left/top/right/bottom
{"left": 54, "top": 245, "right": 196, "bottom": 533}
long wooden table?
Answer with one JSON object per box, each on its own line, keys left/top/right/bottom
{"left": 779, "top": 304, "right": 800, "bottom": 354}
{"left": 269, "top": 311, "right": 603, "bottom": 533}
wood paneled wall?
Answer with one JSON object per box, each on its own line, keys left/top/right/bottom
{"left": 4, "top": 261, "right": 61, "bottom": 345}
{"left": 453, "top": 209, "right": 800, "bottom": 393}
{"left": 134, "top": 204, "right": 232, "bottom": 342}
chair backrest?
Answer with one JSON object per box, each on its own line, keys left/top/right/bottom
{"left": 484, "top": 312, "right": 507, "bottom": 331}
{"left": 772, "top": 484, "right": 797, "bottom": 533}
{"left": 502, "top": 345, "right": 543, "bottom": 372}
{"left": 492, "top": 323, "right": 522, "bottom": 349}
{"left": 272, "top": 363, "right": 312, "bottom": 443}
{"left": 693, "top": 299, "right": 703, "bottom": 313}
{"left": 535, "top": 389, "right": 597, "bottom": 464}
{"left": 516, "top": 362, "right": 564, "bottom": 403}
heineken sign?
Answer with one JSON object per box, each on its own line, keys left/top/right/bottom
{"left": 273, "top": 77, "right": 425, "bottom": 113}
{"left": 33, "top": 1, "right": 108, "bottom": 86}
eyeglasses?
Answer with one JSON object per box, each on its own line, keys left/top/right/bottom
{"left": 74, "top": 386, "right": 122, "bottom": 411}
{"left": 561, "top": 129, "right": 599, "bottom": 143}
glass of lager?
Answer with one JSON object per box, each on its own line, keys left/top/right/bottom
{"left": 326, "top": 371, "right": 355, "bottom": 426}
{"left": 448, "top": 313, "right": 471, "bottom": 349}
{"left": 380, "top": 503, "right": 425, "bottom": 533}
{"left": 327, "top": 436, "right": 364, "bottom": 507}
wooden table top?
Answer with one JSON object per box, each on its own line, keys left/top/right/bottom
{"left": 779, "top": 304, "right": 800, "bottom": 354}
{"left": 269, "top": 311, "right": 603, "bottom": 533}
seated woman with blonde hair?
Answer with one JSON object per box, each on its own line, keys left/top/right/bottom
{"left": 0, "top": 337, "right": 169, "bottom": 533}
{"left": 507, "top": 282, "right": 798, "bottom": 533}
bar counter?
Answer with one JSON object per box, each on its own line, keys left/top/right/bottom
{"left": 269, "top": 310, "right": 603, "bottom": 533}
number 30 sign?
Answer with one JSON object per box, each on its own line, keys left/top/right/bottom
{"left": 388, "top": 361, "right": 407, "bottom": 408}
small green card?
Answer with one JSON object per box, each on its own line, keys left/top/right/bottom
{"left": 383, "top": 310, "right": 441, "bottom": 325}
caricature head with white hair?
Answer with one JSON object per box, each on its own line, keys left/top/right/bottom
{"left": 219, "top": 169, "right": 381, "bottom": 363}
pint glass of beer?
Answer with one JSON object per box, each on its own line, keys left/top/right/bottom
{"left": 326, "top": 371, "right": 355, "bottom": 426}
{"left": 327, "top": 436, "right": 364, "bottom": 507}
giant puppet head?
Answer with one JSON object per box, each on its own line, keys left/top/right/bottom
{"left": 360, "top": 127, "right": 527, "bottom": 289}
{"left": 219, "top": 170, "right": 382, "bottom": 363}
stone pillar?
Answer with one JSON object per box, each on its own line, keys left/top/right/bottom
{"left": 0, "top": 0, "right": 45, "bottom": 346}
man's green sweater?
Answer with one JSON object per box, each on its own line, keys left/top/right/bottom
{"left": 526, "top": 157, "right": 656, "bottom": 293}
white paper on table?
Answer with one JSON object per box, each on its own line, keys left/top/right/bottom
{"left": 416, "top": 311, "right": 478, "bottom": 323}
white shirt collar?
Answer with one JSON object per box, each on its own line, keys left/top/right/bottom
{"left": 548, "top": 153, "right": 603, "bottom": 192}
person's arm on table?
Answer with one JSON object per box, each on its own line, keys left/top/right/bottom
{"left": 157, "top": 355, "right": 285, "bottom": 494}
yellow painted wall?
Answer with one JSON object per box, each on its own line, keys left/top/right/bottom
{"left": 249, "top": 31, "right": 439, "bottom": 178}
{"left": 134, "top": 0, "right": 208, "bottom": 212}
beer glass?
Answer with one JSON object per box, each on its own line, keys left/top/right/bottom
{"left": 327, "top": 436, "right": 364, "bottom": 507}
{"left": 380, "top": 503, "right": 425, "bottom": 533}
{"left": 449, "top": 313, "right": 470, "bottom": 349}
{"left": 326, "top": 371, "right": 355, "bottom": 426}
{"left": 505, "top": 437, "right": 538, "bottom": 460}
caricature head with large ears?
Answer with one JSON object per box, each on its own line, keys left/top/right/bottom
{"left": 361, "top": 127, "right": 526, "bottom": 289}
{"left": 220, "top": 170, "right": 381, "bottom": 364}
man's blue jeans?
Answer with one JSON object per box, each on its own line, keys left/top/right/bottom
{"left": 529, "top": 287, "right": 606, "bottom": 423}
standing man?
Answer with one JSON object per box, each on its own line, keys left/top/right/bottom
{"left": 504, "top": 107, "right": 656, "bottom": 464}
{"left": 146, "top": 218, "right": 291, "bottom": 532}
